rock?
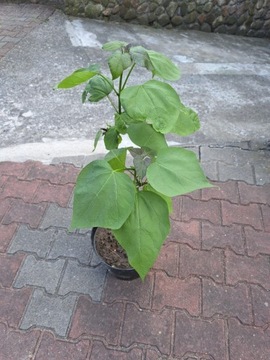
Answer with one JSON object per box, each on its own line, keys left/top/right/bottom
{"left": 166, "top": 2, "right": 178, "bottom": 18}
{"left": 124, "top": 8, "right": 137, "bottom": 20}
{"left": 157, "top": 13, "right": 170, "bottom": 26}
{"left": 251, "top": 19, "right": 264, "bottom": 29}
{"left": 138, "top": 14, "right": 149, "bottom": 25}
{"left": 213, "top": 15, "right": 224, "bottom": 28}
{"left": 137, "top": 3, "right": 149, "bottom": 14}
{"left": 203, "top": 2, "right": 213, "bottom": 13}
{"left": 171, "top": 15, "right": 182, "bottom": 26}
{"left": 201, "top": 22, "right": 211, "bottom": 32}
{"left": 184, "top": 11, "right": 197, "bottom": 24}
{"left": 85, "top": 3, "right": 104, "bottom": 18}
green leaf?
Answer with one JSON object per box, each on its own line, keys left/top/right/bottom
{"left": 102, "top": 41, "right": 128, "bottom": 51}
{"left": 147, "top": 147, "right": 213, "bottom": 197}
{"left": 104, "top": 127, "right": 121, "bottom": 150}
{"left": 114, "top": 113, "right": 128, "bottom": 134}
{"left": 105, "top": 148, "right": 127, "bottom": 170}
{"left": 121, "top": 80, "right": 181, "bottom": 133}
{"left": 113, "top": 191, "right": 170, "bottom": 280}
{"left": 129, "top": 46, "right": 153, "bottom": 71}
{"left": 144, "top": 184, "right": 173, "bottom": 214}
{"left": 127, "top": 123, "right": 168, "bottom": 152}
{"left": 85, "top": 75, "right": 114, "bottom": 102}
{"left": 147, "top": 50, "right": 180, "bottom": 81}
{"left": 71, "top": 160, "right": 136, "bottom": 229}
{"left": 108, "top": 50, "right": 132, "bottom": 79}
{"left": 93, "top": 129, "right": 103, "bottom": 151}
{"left": 57, "top": 67, "right": 99, "bottom": 88}
{"left": 171, "top": 105, "right": 200, "bottom": 136}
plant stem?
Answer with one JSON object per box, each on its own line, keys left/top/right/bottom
{"left": 122, "top": 63, "right": 135, "bottom": 90}
{"left": 107, "top": 95, "right": 118, "bottom": 112}
{"left": 118, "top": 74, "right": 123, "bottom": 114}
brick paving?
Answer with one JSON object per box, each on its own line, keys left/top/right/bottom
{"left": 0, "top": 160, "right": 269, "bottom": 359}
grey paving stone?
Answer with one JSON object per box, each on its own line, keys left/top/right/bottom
{"left": 40, "top": 204, "right": 73, "bottom": 230}
{"left": 14, "top": 255, "right": 65, "bottom": 294}
{"left": 254, "top": 163, "right": 270, "bottom": 185}
{"left": 8, "top": 225, "right": 56, "bottom": 257}
{"left": 58, "top": 260, "right": 107, "bottom": 301}
{"left": 218, "top": 163, "right": 255, "bottom": 184}
{"left": 201, "top": 161, "right": 219, "bottom": 181}
{"left": 48, "top": 231, "right": 92, "bottom": 264}
{"left": 20, "top": 289, "right": 77, "bottom": 337}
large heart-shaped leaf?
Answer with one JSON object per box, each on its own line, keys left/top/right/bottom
{"left": 171, "top": 105, "right": 200, "bottom": 136}
{"left": 71, "top": 160, "right": 136, "bottom": 229}
{"left": 147, "top": 50, "right": 180, "bottom": 81}
{"left": 113, "top": 191, "right": 170, "bottom": 280}
{"left": 127, "top": 123, "right": 168, "bottom": 152}
{"left": 121, "top": 80, "right": 181, "bottom": 133}
{"left": 130, "top": 46, "right": 153, "bottom": 71}
{"left": 104, "top": 127, "right": 121, "bottom": 150}
{"left": 102, "top": 41, "right": 128, "bottom": 51}
{"left": 105, "top": 148, "right": 127, "bottom": 170}
{"left": 147, "top": 147, "right": 213, "bottom": 197}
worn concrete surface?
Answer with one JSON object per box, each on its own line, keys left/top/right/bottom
{"left": 0, "top": 6, "right": 270, "bottom": 164}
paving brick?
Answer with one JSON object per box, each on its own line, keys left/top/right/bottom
{"left": 0, "top": 176, "right": 41, "bottom": 202}
{"left": 238, "top": 182, "right": 270, "bottom": 205}
{"left": 58, "top": 260, "right": 107, "bottom": 301}
{"left": 0, "top": 287, "right": 32, "bottom": 327}
{"left": 33, "top": 181, "right": 74, "bottom": 207}
{"left": 261, "top": 205, "right": 270, "bottom": 232}
{"left": 48, "top": 230, "right": 92, "bottom": 264}
{"left": 0, "top": 198, "right": 12, "bottom": 222}
{"left": 90, "top": 341, "right": 143, "bottom": 359}
{"left": 8, "top": 225, "right": 54, "bottom": 257}
{"left": 121, "top": 304, "right": 172, "bottom": 355}
{"left": 0, "top": 253, "right": 25, "bottom": 288}
{"left": 251, "top": 285, "right": 270, "bottom": 327}
{"left": 40, "top": 204, "right": 72, "bottom": 230}
{"left": 35, "top": 331, "right": 90, "bottom": 360}
{"left": 180, "top": 245, "right": 225, "bottom": 283}
{"left": 104, "top": 272, "right": 154, "bottom": 309}
{"left": 0, "top": 161, "right": 32, "bottom": 178}
{"left": 228, "top": 318, "right": 270, "bottom": 360}
{"left": 152, "top": 272, "right": 201, "bottom": 316}
{"left": 245, "top": 227, "right": 270, "bottom": 256}
{"left": 152, "top": 242, "right": 179, "bottom": 276}
{"left": 181, "top": 197, "right": 221, "bottom": 224}
{"left": 254, "top": 162, "right": 270, "bottom": 185}
{"left": 0, "top": 174, "right": 8, "bottom": 189}
{"left": 14, "top": 255, "right": 65, "bottom": 294}
{"left": 0, "top": 223, "right": 17, "bottom": 252}
{"left": 225, "top": 250, "right": 270, "bottom": 290}
{"left": 222, "top": 201, "right": 263, "bottom": 230}
{"left": 171, "top": 196, "right": 182, "bottom": 220}
{"left": 69, "top": 295, "right": 124, "bottom": 345}
{"left": 25, "top": 161, "right": 63, "bottom": 184}
{"left": 167, "top": 219, "right": 201, "bottom": 249}
{"left": 174, "top": 312, "right": 227, "bottom": 359}
{"left": 2, "top": 199, "right": 47, "bottom": 228}
{"left": 202, "top": 222, "right": 245, "bottom": 254}
{"left": 201, "top": 180, "right": 239, "bottom": 203}
{"left": 0, "top": 323, "right": 40, "bottom": 360}
{"left": 202, "top": 279, "right": 252, "bottom": 324}
{"left": 21, "top": 289, "right": 77, "bottom": 337}
{"left": 201, "top": 160, "right": 219, "bottom": 181}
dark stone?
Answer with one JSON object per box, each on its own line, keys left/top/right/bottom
{"left": 155, "top": 6, "right": 165, "bottom": 17}
{"left": 184, "top": 11, "right": 197, "bottom": 24}
{"left": 138, "top": 14, "right": 149, "bottom": 25}
{"left": 212, "top": 15, "right": 224, "bottom": 28}
{"left": 171, "top": 15, "right": 182, "bottom": 26}
{"left": 214, "top": 24, "right": 228, "bottom": 33}
{"left": 226, "top": 15, "right": 237, "bottom": 25}
{"left": 157, "top": 13, "right": 170, "bottom": 26}
{"left": 201, "top": 22, "right": 211, "bottom": 32}
{"left": 181, "top": 2, "right": 188, "bottom": 17}
{"left": 251, "top": 19, "right": 264, "bottom": 30}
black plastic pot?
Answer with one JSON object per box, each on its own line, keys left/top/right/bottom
{"left": 91, "top": 227, "right": 139, "bottom": 281}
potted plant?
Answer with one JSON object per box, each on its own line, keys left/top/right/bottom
{"left": 57, "top": 40, "right": 212, "bottom": 280}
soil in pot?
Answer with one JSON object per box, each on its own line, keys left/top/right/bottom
{"left": 94, "top": 227, "right": 131, "bottom": 269}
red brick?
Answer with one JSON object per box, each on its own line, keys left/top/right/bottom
{"left": 2, "top": 199, "right": 47, "bottom": 228}
{"left": 0, "top": 223, "right": 17, "bottom": 252}
{"left": 251, "top": 285, "right": 270, "bottom": 327}
{"left": 0, "top": 198, "right": 12, "bottom": 222}
{"left": 121, "top": 303, "right": 172, "bottom": 355}
{"left": 153, "top": 243, "right": 179, "bottom": 276}
{"left": 171, "top": 196, "right": 182, "bottom": 220}
{"left": 181, "top": 197, "right": 221, "bottom": 224}
{"left": 146, "top": 348, "right": 179, "bottom": 360}
{"left": 245, "top": 227, "right": 270, "bottom": 256}
{"left": 228, "top": 318, "right": 270, "bottom": 360}
{"left": 226, "top": 250, "right": 270, "bottom": 290}
{"left": 33, "top": 182, "right": 74, "bottom": 207}
{"left": 0, "top": 161, "right": 32, "bottom": 178}
{"left": 0, "top": 323, "right": 40, "bottom": 360}
{"left": 90, "top": 341, "right": 143, "bottom": 360}
{"left": 0, "top": 175, "right": 8, "bottom": 189}
{"left": 69, "top": 296, "right": 124, "bottom": 345}
{"left": 25, "top": 162, "right": 63, "bottom": 183}
{"left": 167, "top": 219, "right": 201, "bottom": 249}
{"left": 180, "top": 245, "right": 225, "bottom": 283}
{"left": 202, "top": 222, "right": 245, "bottom": 254}
{"left": 0, "top": 176, "right": 41, "bottom": 202}
{"left": 152, "top": 272, "right": 201, "bottom": 316}
{"left": 222, "top": 201, "right": 263, "bottom": 230}
{"left": 104, "top": 273, "right": 154, "bottom": 309}
{"left": 36, "top": 332, "right": 90, "bottom": 360}
{"left": 174, "top": 312, "right": 226, "bottom": 359}
{"left": 238, "top": 182, "right": 270, "bottom": 205}
{"left": 0, "top": 288, "right": 32, "bottom": 327}
{"left": 261, "top": 205, "right": 270, "bottom": 232}
{"left": 0, "top": 253, "right": 25, "bottom": 287}
{"left": 202, "top": 279, "right": 252, "bottom": 324}
{"left": 202, "top": 180, "right": 239, "bottom": 203}
{"left": 60, "top": 163, "right": 80, "bottom": 184}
